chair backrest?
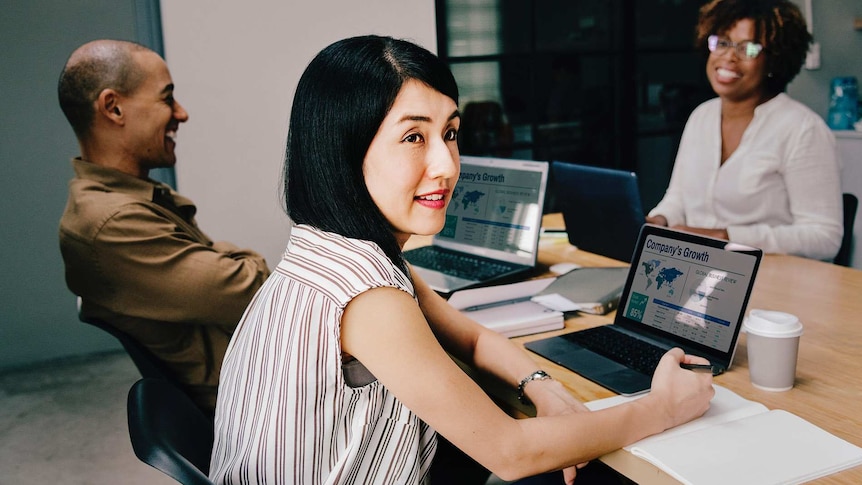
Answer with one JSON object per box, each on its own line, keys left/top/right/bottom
{"left": 835, "top": 193, "right": 858, "bottom": 267}
{"left": 128, "top": 378, "right": 215, "bottom": 485}
{"left": 77, "top": 300, "right": 175, "bottom": 382}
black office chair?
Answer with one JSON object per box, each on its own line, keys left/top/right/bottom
{"left": 128, "top": 378, "right": 215, "bottom": 485}
{"left": 834, "top": 193, "right": 858, "bottom": 267}
{"left": 77, "top": 298, "right": 175, "bottom": 382}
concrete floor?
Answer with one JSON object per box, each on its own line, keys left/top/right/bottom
{"left": 0, "top": 350, "right": 173, "bottom": 485}
{"left": 0, "top": 351, "right": 505, "bottom": 485}
{"left": 0, "top": 351, "right": 629, "bottom": 485}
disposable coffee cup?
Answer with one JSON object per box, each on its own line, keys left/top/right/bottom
{"left": 743, "top": 309, "right": 803, "bottom": 391}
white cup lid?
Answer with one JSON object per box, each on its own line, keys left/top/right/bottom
{"left": 743, "top": 309, "right": 803, "bottom": 338}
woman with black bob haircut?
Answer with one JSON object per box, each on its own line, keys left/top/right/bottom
{"left": 210, "top": 35, "right": 714, "bottom": 485}
{"left": 284, "top": 35, "right": 458, "bottom": 275}
{"left": 648, "top": 0, "right": 842, "bottom": 262}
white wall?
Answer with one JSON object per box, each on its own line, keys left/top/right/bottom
{"left": 160, "top": 1, "right": 437, "bottom": 265}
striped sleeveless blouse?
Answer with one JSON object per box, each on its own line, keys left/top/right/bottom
{"left": 209, "top": 225, "right": 437, "bottom": 484}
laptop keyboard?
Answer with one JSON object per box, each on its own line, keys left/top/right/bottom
{"left": 404, "top": 246, "right": 521, "bottom": 282}
{"left": 563, "top": 326, "right": 668, "bottom": 376}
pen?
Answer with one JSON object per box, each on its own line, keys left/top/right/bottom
{"left": 462, "top": 296, "right": 533, "bottom": 312}
{"left": 680, "top": 363, "right": 715, "bottom": 373}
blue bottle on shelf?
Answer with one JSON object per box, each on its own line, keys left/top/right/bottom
{"left": 827, "top": 76, "right": 858, "bottom": 130}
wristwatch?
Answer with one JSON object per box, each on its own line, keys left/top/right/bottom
{"left": 517, "top": 370, "right": 552, "bottom": 404}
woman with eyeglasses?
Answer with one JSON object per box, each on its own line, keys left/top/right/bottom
{"left": 646, "top": 0, "right": 843, "bottom": 262}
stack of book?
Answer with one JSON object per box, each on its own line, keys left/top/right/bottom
{"left": 448, "top": 267, "right": 627, "bottom": 338}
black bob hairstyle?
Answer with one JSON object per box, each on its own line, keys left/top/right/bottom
{"left": 283, "top": 35, "right": 459, "bottom": 274}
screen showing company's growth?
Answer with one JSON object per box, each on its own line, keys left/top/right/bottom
{"left": 439, "top": 164, "right": 542, "bottom": 256}
{"left": 623, "top": 234, "right": 757, "bottom": 353}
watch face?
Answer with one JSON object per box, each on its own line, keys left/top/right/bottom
{"left": 518, "top": 370, "right": 552, "bottom": 404}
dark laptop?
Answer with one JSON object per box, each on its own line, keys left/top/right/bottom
{"left": 552, "top": 161, "right": 645, "bottom": 262}
{"left": 404, "top": 156, "right": 550, "bottom": 294}
{"left": 525, "top": 224, "right": 762, "bottom": 396}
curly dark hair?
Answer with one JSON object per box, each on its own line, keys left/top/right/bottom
{"left": 695, "top": 0, "right": 812, "bottom": 95}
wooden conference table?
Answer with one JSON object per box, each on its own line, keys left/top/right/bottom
{"left": 412, "top": 214, "right": 862, "bottom": 484}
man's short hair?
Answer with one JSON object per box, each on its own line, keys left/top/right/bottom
{"left": 57, "top": 40, "right": 151, "bottom": 139}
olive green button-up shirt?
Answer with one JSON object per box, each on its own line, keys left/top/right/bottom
{"left": 59, "top": 158, "right": 270, "bottom": 412}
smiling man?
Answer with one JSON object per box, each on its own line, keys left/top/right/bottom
{"left": 57, "top": 40, "right": 270, "bottom": 414}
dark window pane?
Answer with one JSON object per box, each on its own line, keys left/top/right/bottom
{"left": 438, "top": 0, "right": 713, "bottom": 202}
{"left": 533, "top": 54, "right": 616, "bottom": 165}
{"left": 635, "top": 0, "right": 709, "bottom": 49}
{"left": 635, "top": 52, "right": 712, "bottom": 133}
{"left": 445, "top": 0, "right": 532, "bottom": 56}
{"left": 534, "top": 0, "right": 621, "bottom": 52}
{"left": 451, "top": 59, "right": 532, "bottom": 158}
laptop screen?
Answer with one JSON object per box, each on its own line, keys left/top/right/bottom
{"left": 432, "top": 156, "right": 549, "bottom": 266}
{"left": 617, "top": 225, "right": 762, "bottom": 360}
{"left": 551, "top": 161, "right": 645, "bottom": 263}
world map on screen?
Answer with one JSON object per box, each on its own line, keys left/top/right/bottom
{"left": 457, "top": 189, "right": 485, "bottom": 211}
{"left": 641, "top": 259, "right": 684, "bottom": 296}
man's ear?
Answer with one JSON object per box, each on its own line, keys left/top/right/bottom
{"left": 98, "top": 89, "right": 124, "bottom": 125}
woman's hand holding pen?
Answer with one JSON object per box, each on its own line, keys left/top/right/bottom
{"left": 644, "top": 348, "right": 715, "bottom": 432}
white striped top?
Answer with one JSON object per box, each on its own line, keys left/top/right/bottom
{"left": 209, "top": 225, "right": 437, "bottom": 484}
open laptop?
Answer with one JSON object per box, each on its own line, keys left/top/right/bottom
{"left": 552, "top": 161, "right": 645, "bottom": 262}
{"left": 404, "top": 156, "right": 549, "bottom": 294}
{"left": 525, "top": 224, "right": 762, "bottom": 396}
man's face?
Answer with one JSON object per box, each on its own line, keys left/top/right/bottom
{"left": 121, "top": 50, "right": 189, "bottom": 170}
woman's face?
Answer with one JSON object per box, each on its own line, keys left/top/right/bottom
{"left": 363, "top": 79, "right": 461, "bottom": 247}
{"left": 706, "top": 18, "right": 768, "bottom": 103}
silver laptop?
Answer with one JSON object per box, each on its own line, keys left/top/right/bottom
{"left": 552, "top": 161, "right": 646, "bottom": 263}
{"left": 404, "top": 156, "right": 549, "bottom": 294}
{"left": 526, "top": 224, "right": 762, "bottom": 395}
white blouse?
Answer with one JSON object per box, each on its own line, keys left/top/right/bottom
{"left": 649, "top": 93, "right": 843, "bottom": 261}
{"left": 209, "top": 225, "right": 436, "bottom": 484}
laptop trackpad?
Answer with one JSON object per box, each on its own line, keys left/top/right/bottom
{"left": 554, "top": 347, "right": 629, "bottom": 374}
{"left": 410, "top": 266, "right": 476, "bottom": 294}
{"left": 562, "top": 349, "right": 652, "bottom": 396}
{"left": 528, "top": 341, "right": 652, "bottom": 396}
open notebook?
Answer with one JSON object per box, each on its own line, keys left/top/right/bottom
{"left": 405, "top": 156, "right": 549, "bottom": 294}
{"left": 586, "top": 385, "right": 862, "bottom": 485}
{"left": 526, "top": 224, "right": 762, "bottom": 395}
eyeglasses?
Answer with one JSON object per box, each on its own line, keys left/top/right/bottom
{"left": 707, "top": 35, "right": 763, "bottom": 60}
